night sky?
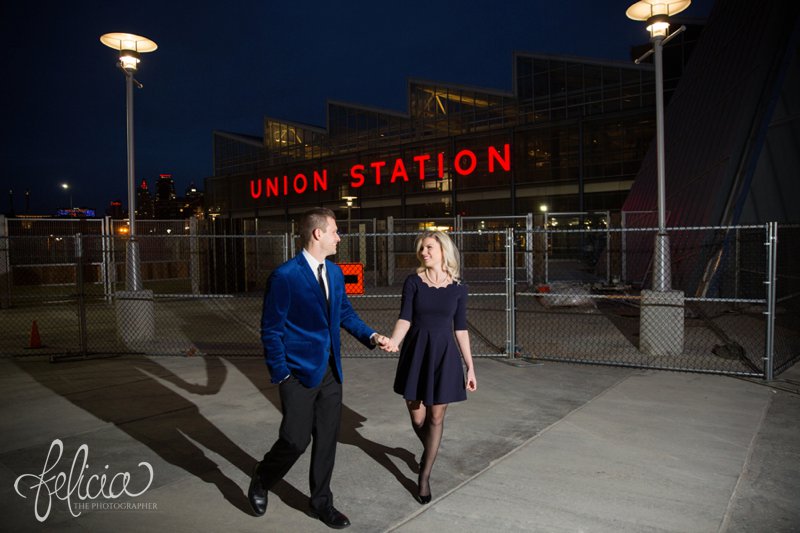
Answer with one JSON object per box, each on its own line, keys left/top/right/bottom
{"left": 1, "top": 0, "right": 715, "bottom": 216}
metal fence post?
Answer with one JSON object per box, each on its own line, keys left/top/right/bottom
{"left": 189, "top": 217, "right": 199, "bottom": 294}
{"left": 456, "top": 215, "right": 464, "bottom": 270}
{"left": 387, "top": 216, "right": 395, "bottom": 285}
{"left": 605, "top": 216, "right": 612, "bottom": 284}
{"left": 764, "top": 222, "right": 778, "bottom": 380}
{"left": 211, "top": 222, "right": 219, "bottom": 293}
{"left": 544, "top": 213, "right": 549, "bottom": 284}
{"left": 621, "top": 211, "right": 628, "bottom": 283}
{"left": 75, "top": 234, "right": 88, "bottom": 357}
{"left": 505, "top": 228, "right": 516, "bottom": 358}
{"left": 0, "top": 215, "right": 9, "bottom": 309}
{"left": 526, "top": 212, "right": 533, "bottom": 286}
{"left": 101, "top": 216, "right": 112, "bottom": 302}
{"left": 372, "top": 218, "right": 377, "bottom": 287}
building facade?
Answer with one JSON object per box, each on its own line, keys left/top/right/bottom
{"left": 206, "top": 41, "right": 702, "bottom": 231}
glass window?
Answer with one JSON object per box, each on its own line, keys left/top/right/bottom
{"left": 621, "top": 69, "right": 641, "bottom": 109}
{"left": 566, "top": 63, "right": 584, "bottom": 113}
{"left": 602, "top": 67, "right": 621, "bottom": 112}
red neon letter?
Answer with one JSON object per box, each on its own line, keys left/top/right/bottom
{"left": 370, "top": 161, "right": 387, "bottom": 185}
{"left": 413, "top": 154, "right": 430, "bottom": 180}
{"left": 437, "top": 152, "right": 445, "bottom": 178}
{"left": 266, "top": 177, "right": 279, "bottom": 197}
{"left": 250, "top": 179, "right": 262, "bottom": 199}
{"left": 454, "top": 149, "right": 477, "bottom": 175}
{"left": 390, "top": 158, "right": 409, "bottom": 183}
{"left": 293, "top": 173, "right": 307, "bottom": 194}
{"left": 313, "top": 170, "right": 328, "bottom": 191}
{"left": 488, "top": 143, "right": 511, "bottom": 172}
{"left": 350, "top": 164, "right": 365, "bottom": 188}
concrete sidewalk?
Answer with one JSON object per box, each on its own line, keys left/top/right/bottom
{"left": 0, "top": 355, "right": 798, "bottom": 532}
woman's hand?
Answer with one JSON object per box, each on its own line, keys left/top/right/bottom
{"left": 466, "top": 368, "right": 477, "bottom": 392}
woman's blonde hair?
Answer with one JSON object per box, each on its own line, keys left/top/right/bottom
{"left": 415, "top": 231, "right": 461, "bottom": 282}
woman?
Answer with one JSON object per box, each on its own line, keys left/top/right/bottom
{"left": 388, "top": 230, "right": 477, "bottom": 504}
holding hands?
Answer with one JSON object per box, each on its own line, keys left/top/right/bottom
{"left": 374, "top": 334, "right": 399, "bottom": 353}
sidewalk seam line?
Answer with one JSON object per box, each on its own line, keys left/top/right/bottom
{"left": 716, "top": 390, "right": 773, "bottom": 533}
{"left": 383, "top": 369, "right": 641, "bottom": 532}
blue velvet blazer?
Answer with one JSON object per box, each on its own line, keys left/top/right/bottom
{"left": 260, "top": 253, "right": 375, "bottom": 387}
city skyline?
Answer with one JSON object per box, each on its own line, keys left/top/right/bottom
{"left": 1, "top": 0, "right": 715, "bottom": 215}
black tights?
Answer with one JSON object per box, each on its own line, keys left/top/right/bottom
{"left": 407, "top": 401, "right": 448, "bottom": 497}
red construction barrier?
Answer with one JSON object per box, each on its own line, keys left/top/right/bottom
{"left": 338, "top": 263, "right": 364, "bottom": 295}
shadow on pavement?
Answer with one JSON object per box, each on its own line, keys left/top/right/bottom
{"left": 14, "top": 356, "right": 253, "bottom": 514}
{"left": 15, "top": 355, "right": 421, "bottom": 518}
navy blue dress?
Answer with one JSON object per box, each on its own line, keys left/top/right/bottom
{"left": 393, "top": 273, "right": 469, "bottom": 405}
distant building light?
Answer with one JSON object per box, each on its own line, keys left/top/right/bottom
{"left": 56, "top": 208, "right": 96, "bottom": 217}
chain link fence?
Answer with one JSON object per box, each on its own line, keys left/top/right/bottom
{"left": 1, "top": 217, "right": 797, "bottom": 378}
{"left": 515, "top": 223, "right": 799, "bottom": 377}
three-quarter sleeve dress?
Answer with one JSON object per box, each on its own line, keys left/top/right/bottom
{"left": 393, "top": 274, "right": 469, "bottom": 405}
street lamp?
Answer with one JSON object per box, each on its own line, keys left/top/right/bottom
{"left": 100, "top": 32, "right": 157, "bottom": 291}
{"left": 341, "top": 195, "right": 357, "bottom": 262}
{"left": 626, "top": 0, "right": 690, "bottom": 291}
{"left": 627, "top": 1, "right": 689, "bottom": 357}
{"left": 342, "top": 195, "right": 357, "bottom": 234}
{"left": 60, "top": 183, "right": 72, "bottom": 209}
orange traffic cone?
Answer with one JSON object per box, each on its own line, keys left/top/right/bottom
{"left": 28, "top": 320, "right": 42, "bottom": 349}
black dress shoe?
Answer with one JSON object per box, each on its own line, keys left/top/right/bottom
{"left": 311, "top": 506, "right": 351, "bottom": 529}
{"left": 248, "top": 462, "right": 267, "bottom": 516}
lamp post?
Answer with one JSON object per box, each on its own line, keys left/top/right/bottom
{"left": 626, "top": 0, "right": 689, "bottom": 291}
{"left": 342, "top": 195, "right": 357, "bottom": 235}
{"left": 341, "top": 196, "right": 357, "bottom": 262}
{"left": 101, "top": 32, "right": 157, "bottom": 349}
{"left": 100, "top": 32, "right": 157, "bottom": 291}
{"left": 627, "top": 1, "right": 689, "bottom": 356}
{"left": 60, "top": 183, "right": 72, "bottom": 209}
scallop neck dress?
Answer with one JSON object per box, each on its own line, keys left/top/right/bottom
{"left": 393, "top": 273, "right": 469, "bottom": 405}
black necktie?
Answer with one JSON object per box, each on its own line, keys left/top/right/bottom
{"left": 317, "top": 264, "right": 329, "bottom": 306}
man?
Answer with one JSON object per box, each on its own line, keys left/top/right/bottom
{"left": 249, "top": 207, "right": 393, "bottom": 529}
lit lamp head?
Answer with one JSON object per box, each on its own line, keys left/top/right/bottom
{"left": 626, "top": 0, "right": 691, "bottom": 38}
{"left": 342, "top": 195, "right": 357, "bottom": 207}
{"left": 100, "top": 32, "right": 157, "bottom": 71}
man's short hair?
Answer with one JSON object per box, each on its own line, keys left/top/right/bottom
{"left": 299, "top": 207, "right": 336, "bottom": 247}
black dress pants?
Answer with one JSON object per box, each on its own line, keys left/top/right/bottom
{"left": 260, "top": 366, "right": 342, "bottom": 511}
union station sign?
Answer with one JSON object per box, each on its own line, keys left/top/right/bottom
{"left": 248, "top": 143, "right": 511, "bottom": 200}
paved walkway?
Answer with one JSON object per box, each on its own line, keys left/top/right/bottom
{"left": 1, "top": 356, "right": 798, "bottom": 532}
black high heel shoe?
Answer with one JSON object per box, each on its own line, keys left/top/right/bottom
{"left": 417, "top": 475, "right": 431, "bottom": 504}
